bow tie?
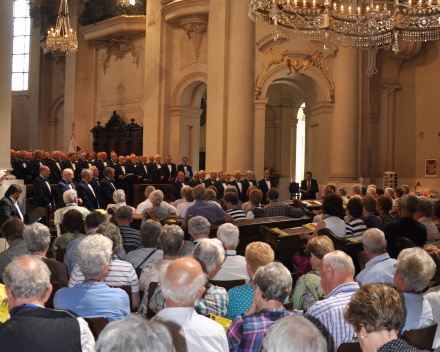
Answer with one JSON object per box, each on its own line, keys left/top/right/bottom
{"left": 265, "top": 179, "right": 269, "bottom": 181}
{"left": 42, "top": 178, "right": 48, "bottom": 182}
{"left": 83, "top": 181, "right": 89, "bottom": 185}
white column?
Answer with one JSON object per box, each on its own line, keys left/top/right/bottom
{"left": 253, "top": 98, "right": 269, "bottom": 179}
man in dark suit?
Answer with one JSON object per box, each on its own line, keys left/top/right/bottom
{"left": 204, "top": 172, "right": 217, "bottom": 188}
{"left": 134, "top": 155, "right": 152, "bottom": 183}
{"left": 126, "top": 154, "right": 138, "bottom": 171}
{"left": 241, "top": 170, "right": 257, "bottom": 202}
{"left": 189, "top": 171, "right": 202, "bottom": 187}
{"left": 214, "top": 171, "right": 230, "bottom": 200}
{"left": 45, "top": 151, "right": 63, "bottom": 184}
{"left": 177, "top": 157, "right": 193, "bottom": 182}
{"left": 162, "top": 155, "right": 177, "bottom": 183}
{"left": 13, "top": 150, "right": 33, "bottom": 184}
{"left": 150, "top": 154, "right": 165, "bottom": 183}
{"left": 62, "top": 152, "right": 77, "bottom": 171}
{"left": 33, "top": 166, "right": 53, "bottom": 224}
{"left": 101, "top": 167, "right": 117, "bottom": 209}
{"left": 94, "top": 152, "right": 109, "bottom": 179}
{"left": 77, "top": 169, "right": 99, "bottom": 211}
{"left": 0, "top": 184, "right": 24, "bottom": 228}
{"left": 108, "top": 152, "right": 119, "bottom": 168}
{"left": 300, "top": 171, "right": 319, "bottom": 200}
{"left": 114, "top": 156, "right": 129, "bottom": 190}
{"left": 29, "top": 150, "right": 46, "bottom": 181}
{"left": 56, "top": 168, "right": 79, "bottom": 208}
{"left": 258, "top": 169, "right": 277, "bottom": 205}
{"left": 173, "top": 172, "right": 188, "bottom": 199}
{"left": 230, "top": 171, "right": 245, "bottom": 202}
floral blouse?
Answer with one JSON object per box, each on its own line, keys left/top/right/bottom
{"left": 291, "top": 266, "right": 325, "bottom": 313}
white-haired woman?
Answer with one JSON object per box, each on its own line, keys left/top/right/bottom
{"left": 143, "top": 190, "right": 170, "bottom": 220}
{"left": 106, "top": 189, "right": 135, "bottom": 213}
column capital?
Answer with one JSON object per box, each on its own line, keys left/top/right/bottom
{"left": 382, "top": 81, "right": 401, "bottom": 95}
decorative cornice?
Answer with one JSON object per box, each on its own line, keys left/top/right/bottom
{"left": 162, "top": 0, "right": 209, "bottom": 24}
{"left": 180, "top": 17, "right": 208, "bottom": 63}
{"left": 100, "top": 39, "right": 143, "bottom": 74}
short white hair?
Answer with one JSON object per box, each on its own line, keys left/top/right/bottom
{"left": 63, "top": 168, "right": 73, "bottom": 178}
{"left": 192, "top": 238, "right": 225, "bottom": 275}
{"left": 145, "top": 186, "right": 155, "bottom": 196}
{"left": 362, "top": 228, "right": 387, "bottom": 254}
{"left": 23, "top": 223, "right": 50, "bottom": 252}
{"left": 63, "top": 189, "right": 77, "bottom": 204}
{"left": 77, "top": 234, "right": 113, "bottom": 279}
{"left": 217, "top": 223, "right": 239, "bottom": 248}
{"left": 366, "top": 187, "right": 376, "bottom": 196}
{"left": 149, "top": 190, "right": 164, "bottom": 205}
{"left": 181, "top": 185, "right": 190, "bottom": 198}
{"left": 113, "top": 189, "right": 126, "bottom": 203}
{"left": 322, "top": 251, "right": 355, "bottom": 277}
{"left": 384, "top": 187, "right": 394, "bottom": 197}
{"left": 246, "top": 170, "right": 253, "bottom": 176}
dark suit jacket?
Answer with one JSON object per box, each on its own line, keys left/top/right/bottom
{"left": 91, "top": 177, "right": 102, "bottom": 208}
{"left": 77, "top": 180, "right": 98, "bottom": 211}
{"left": 300, "top": 179, "right": 319, "bottom": 200}
{"left": 257, "top": 178, "right": 277, "bottom": 205}
{"left": 61, "top": 160, "right": 76, "bottom": 171}
{"left": 172, "top": 180, "right": 188, "bottom": 199}
{"left": 0, "top": 197, "right": 22, "bottom": 228}
{"left": 94, "top": 160, "right": 109, "bottom": 179}
{"left": 56, "top": 180, "right": 77, "bottom": 208}
{"left": 100, "top": 177, "right": 117, "bottom": 210}
{"left": 230, "top": 180, "right": 245, "bottom": 202}
{"left": 33, "top": 176, "right": 53, "bottom": 208}
{"left": 135, "top": 163, "right": 152, "bottom": 183}
{"left": 177, "top": 164, "right": 193, "bottom": 178}
{"left": 29, "top": 159, "right": 45, "bottom": 179}
{"left": 189, "top": 179, "right": 202, "bottom": 187}
{"left": 150, "top": 162, "right": 165, "bottom": 183}
{"left": 162, "top": 163, "right": 177, "bottom": 181}
{"left": 204, "top": 179, "right": 216, "bottom": 188}
{"left": 13, "top": 160, "right": 32, "bottom": 183}
{"left": 113, "top": 163, "right": 131, "bottom": 191}
{"left": 241, "top": 179, "right": 258, "bottom": 202}
{"left": 214, "top": 180, "right": 230, "bottom": 200}
{"left": 46, "top": 160, "right": 63, "bottom": 184}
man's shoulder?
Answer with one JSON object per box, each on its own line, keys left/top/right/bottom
{"left": 208, "top": 284, "right": 228, "bottom": 295}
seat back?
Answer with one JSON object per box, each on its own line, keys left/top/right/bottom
{"left": 283, "top": 302, "right": 293, "bottom": 310}
{"left": 108, "top": 285, "right": 132, "bottom": 311}
{"left": 401, "top": 322, "right": 438, "bottom": 351}
{"left": 144, "top": 210, "right": 162, "bottom": 222}
{"left": 211, "top": 279, "right": 246, "bottom": 291}
{"left": 84, "top": 317, "right": 109, "bottom": 340}
{"left": 395, "top": 237, "right": 419, "bottom": 250}
{"left": 55, "top": 248, "right": 66, "bottom": 263}
{"left": 318, "top": 228, "right": 348, "bottom": 247}
{"left": 46, "top": 281, "right": 63, "bottom": 309}
{"left": 146, "top": 282, "right": 159, "bottom": 319}
{"left": 337, "top": 343, "right": 362, "bottom": 352}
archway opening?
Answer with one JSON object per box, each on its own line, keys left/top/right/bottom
{"left": 295, "top": 103, "right": 305, "bottom": 183}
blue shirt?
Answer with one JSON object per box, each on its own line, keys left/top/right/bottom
{"left": 227, "top": 284, "right": 254, "bottom": 320}
{"left": 183, "top": 200, "right": 227, "bottom": 225}
{"left": 399, "top": 292, "right": 434, "bottom": 335}
{"left": 54, "top": 282, "right": 130, "bottom": 322}
{"left": 356, "top": 253, "right": 397, "bottom": 287}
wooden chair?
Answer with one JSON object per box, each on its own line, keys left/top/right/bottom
{"left": 55, "top": 248, "right": 66, "bottom": 263}
{"left": 395, "top": 237, "right": 419, "bottom": 250}
{"left": 337, "top": 343, "right": 362, "bottom": 352}
{"left": 36, "top": 206, "right": 50, "bottom": 227}
{"left": 283, "top": 302, "right": 293, "bottom": 310}
{"left": 84, "top": 317, "right": 109, "bottom": 340}
{"left": 401, "top": 322, "right": 438, "bottom": 351}
{"left": 146, "top": 282, "right": 159, "bottom": 319}
{"left": 108, "top": 285, "right": 132, "bottom": 311}
{"left": 211, "top": 279, "right": 246, "bottom": 292}
{"left": 46, "top": 281, "right": 63, "bottom": 309}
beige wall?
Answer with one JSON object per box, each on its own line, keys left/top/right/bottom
{"left": 11, "top": 95, "right": 30, "bottom": 150}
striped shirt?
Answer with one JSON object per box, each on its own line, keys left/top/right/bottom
{"left": 305, "top": 282, "right": 359, "bottom": 352}
{"left": 118, "top": 225, "right": 142, "bottom": 249}
{"left": 68, "top": 257, "right": 139, "bottom": 293}
{"left": 345, "top": 218, "right": 367, "bottom": 241}
{"left": 226, "top": 207, "right": 246, "bottom": 221}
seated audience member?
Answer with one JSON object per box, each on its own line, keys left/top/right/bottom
{"left": 172, "top": 185, "right": 191, "bottom": 208}
{"left": 227, "top": 262, "right": 299, "bottom": 352}
{"left": 415, "top": 197, "right": 440, "bottom": 242}
{"left": 107, "top": 189, "right": 135, "bottom": 213}
{"left": 362, "top": 196, "right": 382, "bottom": 230}
{"left": 242, "top": 185, "right": 257, "bottom": 214}
{"left": 188, "top": 215, "right": 211, "bottom": 245}
{"left": 361, "top": 186, "right": 367, "bottom": 197}
{"left": 366, "top": 186, "right": 376, "bottom": 197}
{"left": 263, "top": 316, "right": 327, "bottom": 352}
{"left": 401, "top": 185, "right": 410, "bottom": 197}
{"left": 143, "top": 190, "right": 170, "bottom": 220}
{"left": 213, "top": 223, "right": 250, "bottom": 282}
{"left": 344, "top": 284, "right": 423, "bottom": 352}
{"left": 394, "top": 247, "right": 435, "bottom": 335}
{"left": 151, "top": 258, "right": 228, "bottom": 352}
{"left": 376, "top": 195, "right": 396, "bottom": 227}
{"left": 385, "top": 187, "right": 396, "bottom": 210}
{"left": 139, "top": 225, "right": 183, "bottom": 316}
{"left": 375, "top": 188, "right": 384, "bottom": 199}
{"left": 55, "top": 235, "right": 130, "bottom": 322}
{"left": 69, "top": 222, "right": 140, "bottom": 310}
{"left": 150, "top": 238, "right": 229, "bottom": 317}
{"left": 206, "top": 187, "right": 222, "bottom": 208}
{"left": 352, "top": 185, "right": 362, "bottom": 198}
{"left": 221, "top": 186, "right": 242, "bottom": 210}
{"left": 423, "top": 245, "right": 440, "bottom": 349}
{"left": 224, "top": 192, "right": 246, "bottom": 220}
{"left": 176, "top": 187, "right": 195, "bottom": 218}
{"left": 433, "top": 200, "right": 440, "bottom": 229}
{"left": 227, "top": 242, "right": 274, "bottom": 319}
{"left": 384, "top": 194, "right": 427, "bottom": 259}
{"left": 264, "top": 188, "right": 305, "bottom": 218}
{"left": 54, "top": 189, "right": 90, "bottom": 236}
{"left": 23, "top": 223, "right": 68, "bottom": 287}
{"left": 125, "top": 220, "right": 163, "bottom": 269}
{"left": 136, "top": 186, "right": 177, "bottom": 215}
{"left": 0, "top": 184, "right": 24, "bottom": 228}
{"left": 392, "top": 197, "right": 403, "bottom": 221}
{"left": 116, "top": 205, "right": 141, "bottom": 250}
{"left": 172, "top": 171, "right": 187, "bottom": 199}
{"left": 300, "top": 194, "right": 345, "bottom": 240}
{"left": 336, "top": 187, "right": 349, "bottom": 208}
{"left": 356, "top": 228, "right": 397, "bottom": 287}
{"left": 0, "top": 219, "right": 28, "bottom": 279}
{"left": 53, "top": 209, "right": 85, "bottom": 255}
{"left": 345, "top": 197, "right": 367, "bottom": 241}
{"left": 0, "top": 256, "right": 95, "bottom": 352}
{"left": 394, "top": 186, "right": 404, "bottom": 200}
{"left": 96, "top": 314, "right": 174, "bottom": 352}
{"left": 305, "top": 251, "right": 359, "bottom": 352}
{"left": 291, "top": 236, "right": 334, "bottom": 312}
{"left": 183, "top": 185, "right": 233, "bottom": 226}
{"left": 246, "top": 189, "right": 267, "bottom": 219}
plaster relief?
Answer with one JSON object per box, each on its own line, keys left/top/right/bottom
{"left": 100, "top": 41, "right": 143, "bottom": 75}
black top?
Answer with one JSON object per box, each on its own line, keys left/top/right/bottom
{"left": 377, "top": 338, "right": 426, "bottom": 352}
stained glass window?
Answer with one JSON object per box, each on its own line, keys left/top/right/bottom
{"left": 12, "top": 0, "right": 31, "bottom": 91}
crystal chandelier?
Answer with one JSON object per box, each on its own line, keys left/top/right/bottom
{"left": 46, "top": 0, "right": 78, "bottom": 53}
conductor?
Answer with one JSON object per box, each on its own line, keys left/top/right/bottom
{"left": 300, "top": 171, "right": 319, "bottom": 200}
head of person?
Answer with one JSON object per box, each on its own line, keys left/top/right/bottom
{"left": 155, "top": 154, "right": 161, "bottom": 163}
{"left": 225, "top": 172, "right": 231, "bottom": 180}
{"left": 264, "top": 169, "right": 270, "bottom": 179}
{"left": 111, "top": 153, "right": 118, "bottom": 162}
{"left": 246, "top": 185, "right": 257, "bottom": 199}
{"left": 159, "top": 225, "right": 184, "bottom": 258}
{"left": 249, "top": 189, "right": 263, "bottom": 206}
{"left": 84, "top": 211, "right": 106, "bottom": 233}
{"left": 94, "top": 222, "right": 123, "bottom": 257}
{"left": 304, "top": 235, "right": 334, "bottom": 270}
{"left": 86, "top": 153, "right": 93, "bottom": 162}
{"left": 193, "top": 184, "right": 207, "bottom": 201}
{"left": 80, "top": 152, "right": 86, "bottom": 161}
{"left": 177, "top": 171, "right": 184, "bottom": 181}
{"left": 362, "top": 195, "right": 377, "bottom": 215}
{"left": 39, "top": 166, "right": 50, "bottom": 179}
{"left": 113, "top": 189, "right": 126, "bottom": 204}
{"left": 22, "top": 223, "right": 51, "bottom": 254}
{"left": 207, "top": 185, "right": 217, "bottom": 196}
{"left": 188, "top": 216, "right": 210, "bottom": 239}
{"left": 366, "top": 187, "right": 376, "bottom": 197}
{"left": 91, "top": 166, "right": 99, "bottom": 178}
{"left": 401, "top": 194, "right": 419, "bottom": 216}
{"left": 165, "top": 155, "right": 172, "bottom": 163}
{"left": 60, "top": 152, "right": 66, "bottom": 160}
{"left": 362, "top": 228, "right": 387, "bottom": 259}
{"left": 193, "top": 171, "right": 199, "bottom": 181}
{"left": 62, "top": 209, "right": 84, "bottom": 233}
{"left": 76, "top": 234, "right": 113, "bottom": 280}
{"left": 319, "top": 251, "right": 355, "bottom": 295}
{"left": 395, "top": 198, "right": 403, "bottom": 214}
{"left": 352, "top": 185, "right": 361, "bottom": 196}
{"left": 263, "top": 316, "right": 327, "bottom": 352}
{"left": 415, "top": 197, "right": 434, "bottom": 220}
{"left": 234, "top": 171, "right": 241, "bottom": 180}
{"left": 267, "top": 188, "right": 280, "bottom": 201}
{"left": 149, "top": 155, "right": 154, "bottom": 163}
{"left": 1, "top": 218, "right": 25, "bottom": 243}
{"left": 218, "top": 171, "right": 225, "bottom": 182}
{"left": 18, "top": 150, "right": 27, "bottom": 161}
{"left": 375, "top": 188, "right": 384, "bottom": 199}
{"left": 10, "top": 149, "right": 15, "bottom": 158}
{"left": 199, "top": 170, "right": 206, "bottom": 180}
{"left": 140, "top": 220, "right": 162, "bottom": 248}
{"left": 144, "top": 186, "right": 156, "bottom": 199}
{"left": 184, "top": 187, "right": 194, "bottom": 202}
{"left": 322, "top": 194, "right": 343, "bottom": 217}
{"left": 140, "top": 155, "right": 147, "bottom": 163}
{"left": 101, "top": 152, "right": 107, "bottom": 160}
{"left": 384, "top": 187, "right": 394, "bottom": 198}
{"left": 394, "top": 247, "right": 435, "bottom": 292}
{"left": 305, "top": 171, "right": 312, "bottom": 181}
{"left": 149, "top": 190, "right": 164, "bottom": 206}
{"left": 63, "top": 168, "right": 74, "bottom": 182}
{"left": 224, "top": 185, "right": 238, "bottom": 196}
{"left": 95, "top": 314, "right": 173, "bottom": 352}
{"left": 401, "top": 185, "right": 409, "bottom": 195}
{"left": 217, "top": 223, "right": 239, "bottom": 250}
{"left": 246, "top": 170, "right": 254, "bottom": 180}
{"left": 179, "top": 185, "right": 190, "bottom": 199}
{"left": 118, "top": 156, "right": 125, "bottom": 165}
{"left": 344, "top": 284, "right": 403, "bottom": 351}
{"left": 205, "top": 188, "right": 217, "bottom": 202}
{"left": 36, "top": 150, "right": 44, "bottom": 160}
{"left": 69, "top": 152, "right": 77, "bottom": 162}
{"left": 210, "top": 172, "right": 217, "bottom": 181}
{"left": 130, "top": 154, "right": 137, "bottom": 163}
{"left": 192, "top": 238, "right": 225, "bottom": 278}
{"left": 81, "top": 168, "right": 93, "bottom": 182}
{"left": 224, "top": 192, "right": 239, "bottom": 209}
{"left": 51, "top": 151, "right": 60, "bottom": 161}
{"left": 394, "top": 187, "right": 404, "bottom": 199}
{"left": 346, "top": 196, "right": 363, "bottom": 219}
{"left": 323, "top": 186, "right": 334, "bottom": 197}
{"left": 245, "top": 242, "right": 274, "bottom": 278}
{"left": 5, "top": 184, "right": 22, "bottom": 200}
{"left": 62, "top": 189, "right": 77, "bottom": 206}
{"left": 116, "top": 206, "right": 133, "bottom": 225}
{"left": 182, "top": 157, "right": 188, "bottom": 165}
{"left": 376, "top": 195, "right": 393, "bottom": 214}
{"left": 423, "top": 245, "right": 440, "bottom": 286}
{"left": 336, "top": 187, "right": 346, "bottom": 197}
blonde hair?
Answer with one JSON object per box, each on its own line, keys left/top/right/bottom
{"left": 245, "top": 242, "right": 274, "bottom": 274}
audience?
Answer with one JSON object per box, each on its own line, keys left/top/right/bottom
{"left": 264, "top": 188, "right": 305, "bottom": 218}
{"left": 143, "top": 190, "right": 170, "bottom": 220}
{"left": 345, "top": 196, "right": 367, "bottom": 241}
{"left": 136, "top": 186, "right": 177, "bottom": 215}
{"left": 423, "top": 245, "right": 440, "bottom": 349}
{"left": 366, "top": 186, "right": 376, "bottom": 197}
{"left": 415, "top": 197, "right": 440, "bottom": 242}
{"left": 107, "top": 189, "right": 134, "bottom": 212}
{"left": 384, "top": 187, "right": 396, "bottom": 209}
{"left": 52, "top": 209, "right": 85, "bottom": 254}
{"left": 352, "top": 185, "right": 362, "bottom": 198}
{"left": 176, "top": 187, "right": 195, "bottom": 218}
{"left": 0, "top": 219, "right": 28, "bottom": 279}
{"left": 206, "top": 187, "right": 222, "bottom": 208}
{"left": 224, "top": 192, "right": 246, "bottom": 220}
{"left": 116, "top": 205, "right": 141, "bottom": 250}
{"left": 392, "top": 197, "right": 403, "bottom": 221}
{"left": 362, "top": 196, "right": 382, "bottom": 230}
{"left": 242, "top": 185, "right": 258, "bottom": 214}
{"left": 336, "top": 187, "right": 349, "bottom": 208}
{"left": 189, "top": 215, "right": 211, "bottom": 245}
{"left": 376, "top": 195, "right": 396, "bottom": 227}
{"left": 394, "top": 186, "right": 404, "bottom": 200}
{"left": 173, "top": 185, "right": 191, "bottom": 208}
{"left": 246, "top": 189, "right": 267, "bottom": 219}
{"left": 54, "top": 234, "right": 130, "bottom": 321}
{"left": 54, "top": 189, "right": 90, "bottom": 237}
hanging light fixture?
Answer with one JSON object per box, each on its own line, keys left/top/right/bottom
{"left": 46, "top": 0, "right": 78, "bottom": 53}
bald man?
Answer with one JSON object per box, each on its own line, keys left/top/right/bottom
{"left": 305, "top": 251, "right": 359, "bottom": 352}
{"left": 151, "top": 258, "right": 228, "bottom": 352}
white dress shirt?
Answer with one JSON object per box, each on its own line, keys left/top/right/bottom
{"left": 212, "top": 249, "right": 250, "bottom": 283}
{"left": 265, "top": 179, "right": 271, "bottom": 189}
{"left": 136, "top": 199, "right": 176, "bottom": 215}
{"left": 151, "top": 307, "right": 228, "bottom": 352}
{"left": 176, "top": 201, "right": 195, "bottom": 218}
{"left": 236, "top": 181, "right": 243, "bottom": 193}
{"left": 9, "top": 197, "right": 24, "bottom": 221}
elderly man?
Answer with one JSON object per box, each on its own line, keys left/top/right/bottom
{"left": 183, "top": 185, "right": 233, "bottom": 226}
{"left": 214, "top": 171, "right": 230, "bottom": 199}
{"left": 100, "top": 167, "right": 117, "bottom": 210}
{"left": 77, "top": 169, "right": 99, "bottom": 211}
{"left": 136, "top": 186, "right": 177, "bottom": 215}
{"left": 230, "top": 171, "right": 244, "bottom": 202}
{"left": 116, "top": 206, "right": 142, "bottom": 250}
{"left": 56, "top": 168, "right": 78, "bottom": 208}
{"left": 241, "top": 171, "right": 257, "bottom": 202}
{"left": 384, "top": 194, "right": 428, "bottom": 259}
{"left": 54, "top": 189, "right": 90, "bottom": 237}
{"left": 213, "top": 223, "right": 249, "bottom": 282}
{"left": 199, "top": 170, "right": 206, "bottom": 182}
{"left": 29, "top": 150, "right": 46, "bottom": 179}
{"left": 264, "top": 188, "right": 305, "bottom": 218}
{"left": 94, "top": 151, "right": 108, "bottom": 179}
{"left": 33, "top": 166, "right": 53, "bottom": 213}
{"left": 189, "top": 171, "right": 201, "bottom": 187}
{"left": 162, "top": 155, "right": 177, "bottom": 183}
{"left": 204, "top": 171, "right": 218, "bottom": 188}
{"left": 0, "top": 184, "right": 24, "bottom": 228}
{"left": 134, "top": 155, "right": 152, "bottom": 183}
{"left": 415, "top": 197, "right": 440, "bottom": 242}
{"left": 172, "top": 171, "right": 188, "bottom": 199}
{"left": 46, "top": 151, "right": 63, "bottom": 184}
{"left": 227, "top": 262, "right": 298, "bottom": 352}
{"left": 0, "top": 256, "right": 95, "bottom": 351}
{"left": 172, "top": 185, "right": 190, "bottom": 208}
{"left": 177, "top": 156, "right": 193, "bottom": 181}
{"left": 258, "top": 170, "right": 277, "bottom": 205}
{"left": 0, "top": 219, "right": 29, "bottom": 279}
{"left": 189, "top": 216, "right": 211, "bottom": 246}
{"left": 12, "top": 150, "right": 32, "bottom": 183}
{"left": 356, "top": 228, "right": 397, "bottom": 287}
{"left": 151, "top": 257, "right": 228, "bottom": 352}
{"left": 351, "top": 185, "right": 362, "bottom": 198}
{"left": 305, "top": 251, "right": 359, "bottom": 352}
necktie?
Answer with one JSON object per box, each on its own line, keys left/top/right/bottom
{"left": 307, "top": 181, "right": 311, "bottom": 191}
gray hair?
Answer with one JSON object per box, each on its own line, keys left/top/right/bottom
{"left": 337, "top": 187, "right": 346, "bottom": 196}
{"left": 193, "top": 171, "right": 199, "bottom": 178}
{"left": 51, "top": 151, "right": 59, "bottom": 157}
{"left": 366, "top": 187, "right": 376, "bottom": 196}
{"left": 246, "top": 171, "right": 253, "bottom": 176}
{"left": 149, "top": 190, "right": 164, "bottom": 206}
{"left": 144, "top": 186, "right": 156, "bottom": 197}
{"left": 3, "top": 255, "right": 50, "bottom": 299}
{"left": 77, "top": 234, "right": 113, "bottom": 279}
{"left": 62, "top": 168, "right": 73, "bottom": 178}
{"left": 95, "top": 314, "right": 173, "bottom": 352}
{"left": 63, "top": 189, "right": 77, "bottom": 204}
{"left": 385, "top": 187, "right": 394, "bottom": 197}
{"left": 224, "top": 185, "right": 238, "bottom": 195}
{"left": 401, "top": 184, "right": 410, "bottom": 194}
{"left": 362, "top": 228, "right": 387, "bottom": 254}
{"left": 322, "top": 251, "right": 355, "bottom": 276}
{"left": 192, "top": 238, "right": 225, "bottom": 275}
{"left": 113, "top": 189, "right": 126, "bottom": 203}
{"left": 396, "top": 197, "right": 403, "bottom": 209}
{"left": 81, "top": 169, "right": 92, "bottom": 178}
{"left": 159, "top": 225, "right": 184, "bottom": 257}
{"left": 188, "top": 216, "right": 210, "bottom": 236}
{"left": 94, "top": 222, "right": 123, "bottom": 256}
{"left": 352, "top": 185, "right": 361, "bottom": 195}
{"left": 116, "top": 206, "right": 134, "bottom": 221}
{"left": 140, "top": 220, "right": 162, "bottom": 248}
{"left": 254, "top": 262, "right": 292, "bottom": 303}
{"left": 193, "top": 185, "right": 206, "bottom": 200}
{"left": 263, "top": 316, "right": 327, "bottom": 352}
{"left": 402, "top": 194, "right": 419, "bottom": 214}
{"left": 181, "top": 185, "right": 191, "bottom": 198}
{"left": 22, "top": 223, "right": 50, "bottom": 252}
{"left": 217, "top": 223, "right": 239, "bottom": 248}
{"left": 418, "top": 197, "right": 434, "bottom": 217}
{"left": 103, "top": 167, "right": 115, "bottom": 177}
{"left": 396, "top": 247, "right": 436, "bottom": 292}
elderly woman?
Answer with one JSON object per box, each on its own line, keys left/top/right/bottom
{"left": 144, "top": 190, "right": 170, "bottom": 220}
{"left": 107, "top": 189, "right": 135, "bottom": 213}
{"left": 336, "top": 187, "right": 349, "bottom": 208}
{"left": 54, "top": 234, "right": 131, "bottom": 321}
{"left": 242, "top": 185, "right": 257, "bottom": 214}
{"left": 246, "top": 189, "right": 267, "bottom": 219}
{"left": 385, "top": 187, "right": 396, "bottom": 210}
{"left": 394, "top": 247, "right": 435, "bottom": 334}
{"left": 345, "top": 197, "right": 367, "bottom": 241}
{"left": 291, "top": 235, "right": 334, "bottom": 312}
{"left": 53, "top": 209, "right": 85, "bottom": 254}
{"left": 423, "top": 245, "right": 440, "bottom": 348}
{"left": 344, "top": 284, "right": 424, "bottom": 352}
{"left": 415, "top": 197, "right": 440, "bottom": 242}
{"left": 176, "top": 187, "right": 195, "bottom": 218}
{"left": 376, "top": 195, "right": 396, "bottom": 227}
{"left": 300, "top": 194, "right": 346, "bottom": 240}
{"left": 226, "top": 242, "right": 274, "bottom": 319}
{"left": 172, "top": 185, "right": 190, "bottom": 208}
{"left": 205, "top": 187, "right": 222, "bottom": 207}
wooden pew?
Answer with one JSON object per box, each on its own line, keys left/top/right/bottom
{"left": 133, "top": 184, "right": 174, "bottom": 205}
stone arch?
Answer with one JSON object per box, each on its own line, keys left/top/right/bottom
{"left": 172, "top": 72, "right": 207, "bottom": 107}
{"left": 46, "top": 95, "right": 64, "bottom": 151}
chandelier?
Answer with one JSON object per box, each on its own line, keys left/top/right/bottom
{"left": 46, "top": 0, "right": 78, "bottom": 53}
{"left": 249, "top": 0, "right": 440, "bottom": 76}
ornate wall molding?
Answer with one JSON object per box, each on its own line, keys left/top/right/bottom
{"left": 100, "top": 39, "right": 143, "bottom": 74}
{"left": 179, "top": 16, "right": 208, "bottom": 63}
